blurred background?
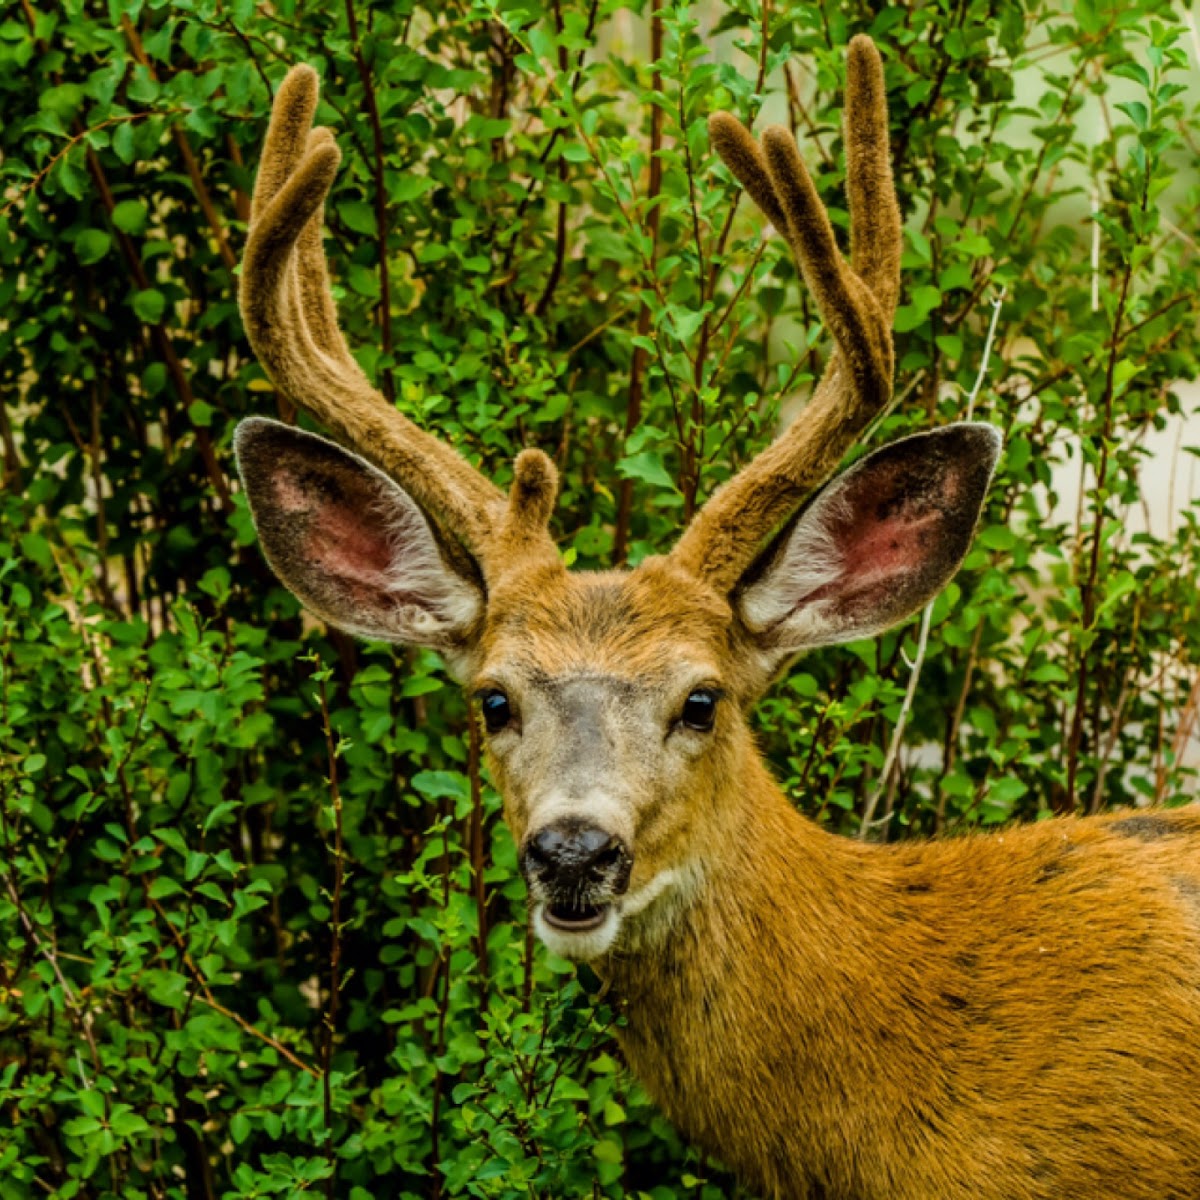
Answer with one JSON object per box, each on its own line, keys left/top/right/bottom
{"left": 3, "top": 0, "right": 1200, "bottom": 1195}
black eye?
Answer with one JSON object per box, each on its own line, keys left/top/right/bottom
{"left": 479, "top": 689, "right": 512, "bottom": 734}
{"left": 681, "top": 689, "right": 718, "bottom": 733}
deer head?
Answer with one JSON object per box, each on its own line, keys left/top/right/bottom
{"left": 235, "top": 37, "right": 999, "bottom": 962}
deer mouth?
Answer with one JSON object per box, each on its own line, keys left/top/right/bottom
{"left": 543, "top": 900, "right": 611, "bottom": 932}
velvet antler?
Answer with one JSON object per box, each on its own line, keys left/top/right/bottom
{"left": 239, "top": 65, "right": 561, "bottom": 578}
{"left": 670, "top": 35, "right": 902, "bottom": 591}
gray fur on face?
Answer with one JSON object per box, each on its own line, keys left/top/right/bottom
{"left": 488, "top": 670, "right": 715, "bottom": 856}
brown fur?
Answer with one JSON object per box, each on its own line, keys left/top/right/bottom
{"left": 491, "top": 449, "right": 563, "bottom": 579}
{"left": 234, "top": 38, "right": 1200, "bottom": 1200}
{"left": 611, "top": 749, "right": 1200, "bottom": 1200}
{"left": 475, "top": 566, "right": 1200, "bottom": 1199}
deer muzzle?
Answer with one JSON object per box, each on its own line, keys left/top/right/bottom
{"left": 520, "top": 818, "right": 632, "bottom": 932}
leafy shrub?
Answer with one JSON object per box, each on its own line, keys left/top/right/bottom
{"left": 3, "top": 0, "right": 1200, "bottom": 1195}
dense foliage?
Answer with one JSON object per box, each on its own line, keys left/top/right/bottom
{"left": 3, "top": 0, "right": 1200, "bottom": 1194}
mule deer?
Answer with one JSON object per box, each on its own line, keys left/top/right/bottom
{"left": 233, "top": 37, "right": 1200, "bottom": 1200}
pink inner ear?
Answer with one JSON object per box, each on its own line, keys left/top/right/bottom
{"left": 812, "top": 461, "right": 964, "bottom": 602}
{"left": 304, "top": 500, "right": 395, "bottom": 588}
{"left": 829, "top": 505, "right": 943, "bottom": 594}
{"left": 270, "top": 465, "right": 396, "bottom": 590}
{"left": 274, "top": 470, "right": 314, "bottom": 514}
{"left": 307, "top": 508, "right": 391, "bottom": 583}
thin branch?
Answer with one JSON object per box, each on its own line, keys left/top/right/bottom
{"left": 965, "top": 289, "right": 1006, "bottom": 420}
{"left": 861, "top": 290, "right": 1004, "bottom": 839}
{"left": 314, "top": 666, "right": 345, "bottom": 1196}
{"left": 612, "top": 0, "right": 664, "bottom": 563}
{"left": 0, "top": 113, "right": 158, "bottom": 218}
{"left": 121, "top": 17, "right": 237, "bottom": 273}
{"left": 344, "top": 0, "right": 395, "bottom": 400}
{"left": 1064, "top": 148, "right": 1151, "bottom": 812}
{"left": 860, "top": 604, "right": 932, "bottom": 840}
{"left": 467, "top": 715, "right": 489, "bottom": 1008}
{"left": 1, "top": 870, "right": 101, "bottom": 1077}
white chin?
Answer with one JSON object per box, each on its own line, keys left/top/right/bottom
{"left": 532, "top": 903, "right": 622, "bottom": 961}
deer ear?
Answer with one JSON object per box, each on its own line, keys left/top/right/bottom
{"left": 234, "top": 418, "right": 485, "bottom": 660}
{"left": 736, "top": 423, "right": 1000, "bottom": 658}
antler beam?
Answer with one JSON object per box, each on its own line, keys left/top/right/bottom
{"left": 241, "top": 66, "right": 561, "bottom": 576}
{"left": 670, "top": 36, "right": 902, "bottom": 591}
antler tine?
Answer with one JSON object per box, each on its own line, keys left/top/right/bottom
{"left": 670, "top": 36, "right": 901, "bottom": 591}
{"left": 240, "top": 65, "right": 536, "bottom": 567}
{"left": 293, "top": 128, "right": 353, "bottom": 366}
{"left": 843, "top": 35, "right": 902, "bottom": 313}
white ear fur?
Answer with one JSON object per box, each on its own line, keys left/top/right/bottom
{"left": 738, "top": 482, "right": 854, "bottom": 647}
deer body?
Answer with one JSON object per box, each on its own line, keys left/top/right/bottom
{"left": 230, "top": 36, "right": 1200, "bottom": 1199}
{"left": 610, "top": 755, "right": 1200, "bottom": 1199}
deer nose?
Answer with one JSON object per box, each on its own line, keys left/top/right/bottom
{"left": 521, "top": 821, "right": 632, "bottom": 893}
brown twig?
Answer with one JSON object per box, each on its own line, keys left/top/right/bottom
{"left": 934, "top": 621, "right": 984, "bottom": 832}
{"left": 533, "top": 0, "right": 572, "bottom": 318}
{"left": 1063, "top": 168, "right": 1146, "bottom": 811}
{"left": 612, "top": 0, "right": 664, "bottom": 563}
{"left": 344, "top": 0, "right": 395, "bottom": 401}
{"left": 467, "top": 715, "right": 489, "bottom": 1007}
{"left": 120, "top": 17, "right": 237, "bottom": 273}
{"left": 79, "top": 139, "right": 231, "bottom": 510}
{"left": 313, "top": 667, "right": 345, "bottom": 1196}
{"left": 0, "top": 112, "right": 158, "bottom": 218}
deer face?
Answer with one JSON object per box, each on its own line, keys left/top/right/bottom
{"left": 236, "top": 419, "right": 999, "bottom": 961}
{"left": 473, "top": 562, "right": 740, "bottom": 958}
{"left": 234, "top": 39, "right": 998, "bottom": 962}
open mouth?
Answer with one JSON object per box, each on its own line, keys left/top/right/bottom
{"left": 543, "top": 900, "right": 611, "bottom": 932}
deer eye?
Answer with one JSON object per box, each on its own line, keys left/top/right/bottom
{"left": 479, "top": 689, "right": 513, "bottom": 734}
{"left": 680, "top": 689, "right": 718, "bottom": 732}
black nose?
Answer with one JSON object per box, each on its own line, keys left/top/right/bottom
{"left": 521, "top": 821, "right": 632, "bottom": 893}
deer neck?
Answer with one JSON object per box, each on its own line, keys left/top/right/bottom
{"left": 604, "top": 736, "right": 899, "bottom": 1197}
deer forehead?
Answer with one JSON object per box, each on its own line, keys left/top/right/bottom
{"left": 477, "top": 561, "right": 736, "bottom": 685}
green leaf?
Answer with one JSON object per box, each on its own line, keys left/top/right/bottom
{"left": 20, "top": 532, "right": 53, "bottom": 569}
{"left": 131, "top": 288, "right": 165, "bottom": 324}
{"left": 338, "top": 200, "right": 376, "bottom": 236}
{"left": 952, "top": 232, "right": 992, "bottom": 258}
{"left": 594, "top": 1137, "right": 623, "bottom": 1164}
{"left": 74, "top": 228, "right": 111, "bottom": 265}
{"left": 1028, "top": 663, "right": 1070, "bottom": 683}
{"left": 893, "top": 305, "right": 927, "bottom": 334}
{"left": 40, "top": 82, "right": 85, "bottom": 122}
{"left": 188, "top": 400, "right": 214, "bottom": 427}
{"left": 411, "top": 770, "right": 468, "bottom": 802}
{"left": 1115, "top": 100, "right": 1148, "bottom": 131}
{"left": 977, "top": 526, "right": 1016, "bottom": 551}
{"left": 669, "top": 307, "right": 705, "bottom": 342}
{"left": 392, "top": 175, "right": 435, "bottom": 204}
{"left": 62, "top": 1117, "right": 102, "bottom": 1138}
{"left": 616, "top": 450, "right": 675, "bottom": 491}
{"left": 111, "top": 199, "right": 147, "bottom": 234}
{"left": 110, "top": 1109, "right": 150, "bottom": 1138}
{"left": 910, "top": 285, "right": 943, "bottom": 314}
{"left": 112, "top": 121, "right": 137, "bottom": 163}
{"left": 147, "top": 876, "right": 183, "bottom": 900}
{"left": 400, "top": 676, "right": 442, "bottom": 697}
